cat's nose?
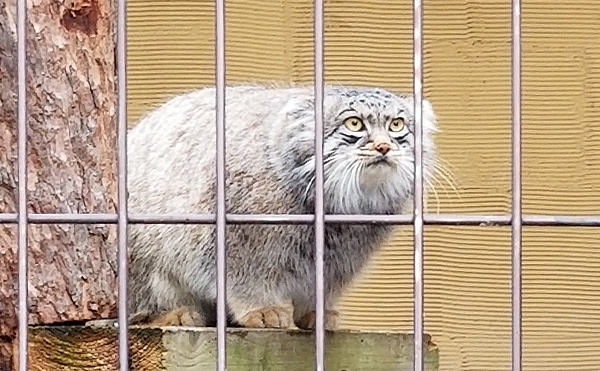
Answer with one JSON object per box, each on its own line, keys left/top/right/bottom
{"left": 374, "top": 142, "right": 391, "bottom": 155}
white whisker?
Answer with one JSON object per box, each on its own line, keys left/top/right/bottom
{"left": 432, "top": 160, "right": 459, "bottom": 196}
{"left": 424, "top": 176, "right": 441, "bottom": 214}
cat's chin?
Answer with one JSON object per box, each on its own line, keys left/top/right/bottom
{"left": 359, "top": 165, "right": 402, "bottom": 190}
{"left": 365, "top": 156, "right": 392, "bottom": 167}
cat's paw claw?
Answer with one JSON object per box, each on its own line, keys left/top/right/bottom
{"left": 148, "top": 306, "right": 206, "bottom": 327}
{"left": 295, "top": 309, "right": 339, "bottom": 331}
{"left": 238, "top": 306, "right": 292, "bottom": 328}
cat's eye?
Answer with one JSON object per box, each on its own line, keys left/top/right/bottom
{"left": 343, "top": 117, "right": 365, "bottom": 132}
{"left": 389, "top": 118, "right": 405, "bottom": 132}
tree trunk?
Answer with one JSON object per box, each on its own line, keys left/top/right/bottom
{"left": 0, "top": 0, "right": 118, "bottom": 368}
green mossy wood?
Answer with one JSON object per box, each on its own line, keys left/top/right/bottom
{"left": 25, "top": 326, "right": 439, "bottom": 371}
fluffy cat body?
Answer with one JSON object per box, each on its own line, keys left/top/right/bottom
{"left": 127, "top": 84, "right": 438, "bottom": 329}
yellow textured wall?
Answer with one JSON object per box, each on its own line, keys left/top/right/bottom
{"left": 126, "top": 1, "right": 600, "bottom": 370}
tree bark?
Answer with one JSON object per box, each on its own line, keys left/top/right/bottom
{"left": 0, "top": 0, "right": 118, "bottom": 368}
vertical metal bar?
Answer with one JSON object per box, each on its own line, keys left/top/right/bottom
{"left": 313, "top": 0, "right": 326, "bottom": 369}
{"left": 116, "top": 0, "right": 129, "bottom": 368}
{"left": 511, "top": 0, "right": 522, "bottom": 370}
{"left": 16, "top": 0, "right": 28, "bottom": 369}
{"left": 215, "top": 0, "right": 227, "bottom": 369}
{"left": 412, "top": 0, "right": 424, "bottom": 369}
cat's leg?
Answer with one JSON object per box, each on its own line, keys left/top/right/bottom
{"left": 129, "top": 269, "right": 207, "bottom": 327}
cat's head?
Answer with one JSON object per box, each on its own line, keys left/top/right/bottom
{"left": 270, "top": 86, "right": 438, "bottom": 214}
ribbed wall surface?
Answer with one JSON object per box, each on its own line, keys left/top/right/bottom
{"left": 127, "top": 1, "right": 600, "bottom": 370}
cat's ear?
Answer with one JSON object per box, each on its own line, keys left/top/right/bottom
{"left": 422, "top": 97, "right": 439, "bottom": 134}
{"left": 282, "top": 94, "right": 315, "bottom": 122}
{"left": 405, "top": 95, "right": 439, "bottom": 134}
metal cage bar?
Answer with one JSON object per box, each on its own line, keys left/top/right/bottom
{"left": 511, "top": 0, "right": 523, "bottom": 370}
{"left": 2, "top": 212, "right": 600, "bottom": 227}
{"left": 2, "top": 212, "right": 600, "bottom": 226}
{"left": 313, "top": 0, "right": 326, "bottom": 369}
{"left": 16, "top": 0, "right": 28, "bottom": 369}
{"left": 215, "top": 0, "right": 228, "bottom": 369}
{"left": 412, "top": 0, "right": 425, "bottom": 369}
{"left": 116, "top": 0, "right": 129, "bottom": 368}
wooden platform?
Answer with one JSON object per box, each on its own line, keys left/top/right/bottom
{"left": 23, "top": 325, "right": 439, "bottom": 371}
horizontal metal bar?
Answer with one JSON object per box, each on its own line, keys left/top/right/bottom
{"left": 32, "top": 213, "right": 118, "bottom": 223}
{"left": 523, "top": 215, "right": 600, "bottom": 227}
{"left": 1, "top": 213, "right": 599, "bottom": 226}
{"left": 425, "top": 214, "right": 510, "bottom": 225}
{"left": 129, "top": 214, "right": 214, "bottom": 224}
{"left": 227, "top": 214, "right": 311, "bottom": 224}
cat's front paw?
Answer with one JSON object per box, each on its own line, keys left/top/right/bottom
{"left": 238, "top": 305, "right": 292, "bottom": 328}
{"left": 147, "top": 306, "right": 207, "bottom": 327}
{"left": 295, "top": 309, "right": 339, "bottom": 331}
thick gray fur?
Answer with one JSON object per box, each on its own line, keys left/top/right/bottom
{"left": 126, "top": 84, "right": 438, "bottom": 328}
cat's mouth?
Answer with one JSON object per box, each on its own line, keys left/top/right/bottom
{"left": 366, "top": 155, "right": 392, "bottom": 167}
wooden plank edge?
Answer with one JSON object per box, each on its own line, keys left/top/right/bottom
{"left": 26, "top": 325, "right": 438, "bottom": 371}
